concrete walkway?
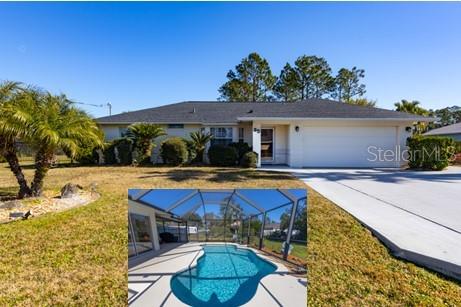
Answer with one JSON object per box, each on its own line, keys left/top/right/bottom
{"left": 128, "top": 242, "right": 307, "bottom": 306}
{"left": 263, "top": 166, "right": 461, "bottom": 281}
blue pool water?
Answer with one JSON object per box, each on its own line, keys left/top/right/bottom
{"left": 170, "top": 244, "right": 277, "bottom": 306}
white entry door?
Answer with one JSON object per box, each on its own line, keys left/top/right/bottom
{"left": 261, "top": 128, "right": 274, "bottom": 162}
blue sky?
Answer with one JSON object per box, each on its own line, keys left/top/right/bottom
{"left": 1, "top": 2, "right": 460, "bottom": 118}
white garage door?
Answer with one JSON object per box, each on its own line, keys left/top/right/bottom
{"left": 302, "top": 126, "right": 397, "bottom": 167}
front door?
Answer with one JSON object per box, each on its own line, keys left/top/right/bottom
{"left": 261, "top": 128, "right": 274, "bottom": 162}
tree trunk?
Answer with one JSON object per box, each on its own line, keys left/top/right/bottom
{"left": 197, "top": 149, "right": 204, "bottom": 164}
{"left": 0, "top": 137, "right": 32, "bottom": 198}
{"left": 31, "top": 147, "right": 54, "bottom": 197}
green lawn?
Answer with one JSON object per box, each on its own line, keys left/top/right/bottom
{"left": 262, "top": 238, "right": 307, "bottom": 260}
{"left": 307, "top": 188, "right": 461, "bottom": 306}
{"left": 0, "top": 163, "right": 302, "bottom": 306}
{"left": 0, "top": 163, "right": 460, "bottom": 305}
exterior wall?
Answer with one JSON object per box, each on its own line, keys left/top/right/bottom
{"left": 100, "top": 123, "right": 254, "bottom": 164}
{"left": 152, "top": 124, "right": 202, "bottom": 163}
{"left": 250, "top": 119, "right": 414, "bottom": 168}
{"left": 100, "top": 124, "right": 129, "bottom": 141}
{"left": 252, "top": 122, "right": 262, "bottom": 167}
{"left": 288, "top": 122, "right": 304, "bottom": 167}
{"left": 240, "top": 122, "right": 253, "bottom": 146}
{"left": 101, "top": 119, "right": 416, "bottom": 168}
{"left": 128, "top": 199, "right": 160, "bottom": 251}
{"left": 100, "top": 123, "right": 203, "bottom": 142}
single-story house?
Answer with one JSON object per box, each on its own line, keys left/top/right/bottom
{"left": 424, "top": 122, "right": 461, "bottom": 141}
{"left": 263, "top": 222, "right": 281, "bottom": 236}
{"left": 96, "top": 99, "right": 432, "bottom": 168}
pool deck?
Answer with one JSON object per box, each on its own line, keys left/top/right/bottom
{"left": 128, "top": 242, "right": 307, "bottom": 306}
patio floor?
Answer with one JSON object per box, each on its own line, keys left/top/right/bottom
{"left": 128, "top": 242, "right": 307, "bottom": 306}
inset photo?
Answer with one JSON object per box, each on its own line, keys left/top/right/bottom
{"left": 128, "top": 189, "right": 307, "bottom": 307}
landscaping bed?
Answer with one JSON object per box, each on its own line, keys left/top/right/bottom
{"left": 0, "top": 190, "right": 99, "bottom": 224}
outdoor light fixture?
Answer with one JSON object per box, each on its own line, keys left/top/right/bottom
{"left": 295, "top": 126, "right": 300, "bottom": 132}
{"left": 405, "top": 126, "right": 412, "bottom": 132}
{"left": 253, "top": 128, "right": 260, "bottom": 133}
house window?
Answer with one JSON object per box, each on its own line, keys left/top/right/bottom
{"left": 119, "top": 127, "right": 128, "bottom": 137}
{"left": 168, "top": 124, "right": 184, "bottom": 129}
{"left": 238, "top": 127, "right": 244, "bottom": 142}
{"left": 210, "top": 127, "right": 233, "bottom": 146}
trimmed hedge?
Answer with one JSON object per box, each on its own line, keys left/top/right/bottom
{"left": 74, "top": 147, "right": 99, "bottom": 165}
{"left": 103, "top": 138, "right": 133, "bottom": 165}
{"left": 455, "top": 141, "right": 461, "bottom": 153}
{"left": 182, "top": 138, "right": 197, "bottom": 163}
{"left": 208, "top": 145, "right": 238, "bottom": 166}
{"left": 240, "top": 151, "right": 258, "bottom": 168}
{"left": 229, "top": 142, "right": 252, "bottom": 161}
{"left": 160, "top": 137, "right": 188, "bottom": 166}
{"left": 407, "top": 136, "right": 455, "bottom": 170}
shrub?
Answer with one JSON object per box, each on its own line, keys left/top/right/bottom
{"left": 103, "top": 138, "right": 133, "bottom": 165}
{"left": 229, "top": 142, "right": 252, "bottom": 161}
{"left": 62, "top": 139, "right": 99, "bottom": 165}
{"left": 189, "top": 130, "right": 213, "bottom": 163}
{"left": 240, "top": 151, "right": 258, "bottom": 168}
{"left": 182, "top": 138, "right": 197, "bottom": 163}
{"left": 74, "top": 147, "right": 99, "bottom": 165}
{"left": 455, "top": 141, "right": 461, "bottom": 153}
{"left": 160, "top": 137, "right": 188, "bottom": 166}
{"left": 126, "top": 123, "right": 165, "bottom": 165}
{"left": 208, "top": 145, "right": 238, "bottom": 166}
{"left": 407, "top": 136, "right": 455, "bottom": 170}
{"left": 103, "top": 142, "right": 116, "bottom": 165}
{"left": 453, "top": 141, "right": 461, "bottom": 165}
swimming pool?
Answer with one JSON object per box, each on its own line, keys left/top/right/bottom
{"left": 170, "top": 244, "right": 277, "bottom": 306}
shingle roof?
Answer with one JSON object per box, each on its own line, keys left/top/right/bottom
{"left": 96, "top": 99, "right": 433, "bottom": 124}
{"left": 424, "top": 122, "right": 461, "bottom": 136}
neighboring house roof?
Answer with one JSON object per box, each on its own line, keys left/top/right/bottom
{"left": 264, "top": 223, "right": 281, "bottom": 230}
{"left": 96, "top": 100, "right": 433, "bottom": 124}
{"left": 424, "top": 122, "right": 461, "bottom": 136}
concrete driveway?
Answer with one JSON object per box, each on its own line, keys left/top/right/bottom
{"left": 263, "top": 166, "right": 461, "bottom": 280}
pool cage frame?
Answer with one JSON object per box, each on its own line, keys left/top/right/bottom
{"left": 129, "top": 189, "right": 307, "bottom": 261}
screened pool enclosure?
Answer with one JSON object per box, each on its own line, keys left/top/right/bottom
{"left": 128, "top": 189, "right": 307, "bottom": 264}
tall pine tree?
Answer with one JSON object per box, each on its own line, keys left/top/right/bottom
{"left": 219, "top": 52, "right": 276, "bottom": 102}
{"left": 293, "top": 55, "right": 335, "bottom": 100}
{"left": 273, "top": 63, "right": 300, "bottom": 102}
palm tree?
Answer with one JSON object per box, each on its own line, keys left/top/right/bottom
{"left": 0, "top": 81, "right": 33, "bottom": 198}
{"left": 395, "top": 100, "right": 430, "bottom": 134}
{"left": 28, "top": 93, "right": 103, "bottom": 196}
{"left": 190, "top": 130, "right": 213, "bottom": 163}
{"left": 126, "top": 123, "right": 165, "bottom": 164}
{"left": 394, "top": 100, "right": 428, "bottom": 115}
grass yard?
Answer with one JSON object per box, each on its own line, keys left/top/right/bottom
{"left": 262, "top": 238, "right": 307, "bottom": 260}
{"left": 0, "top": 164, "right": 302, "bottom": 306}
{"left": 0, "top": 163, "right": 460, "bottom": 305}
{"left": 307, "top": 188, "right": 461, "bottom": 306}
